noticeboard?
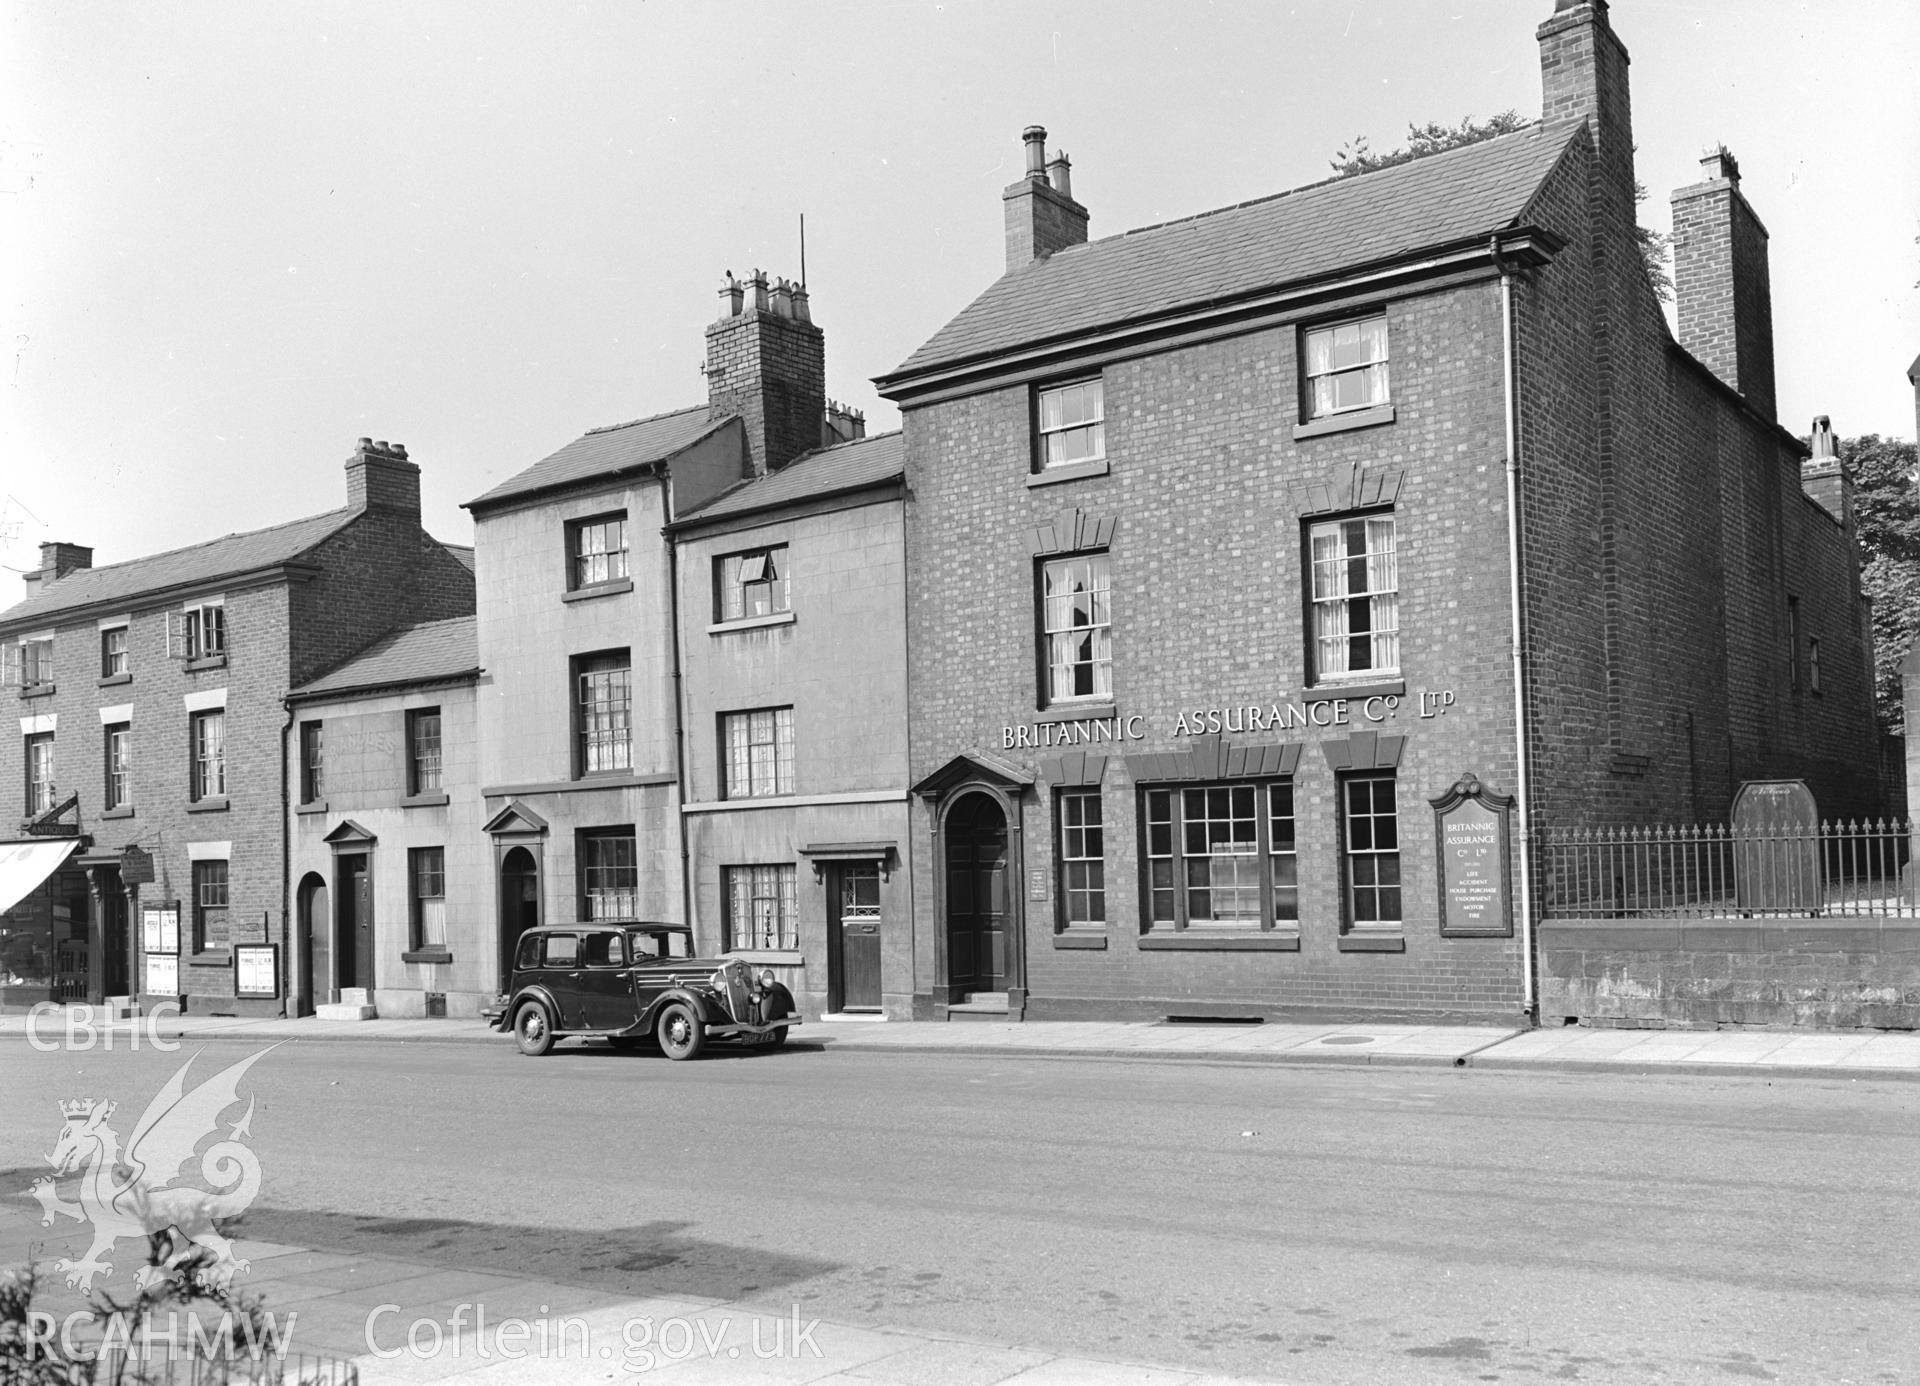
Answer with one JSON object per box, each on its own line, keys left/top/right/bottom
{"left": 144, "top": 952, "right": 179, "bottom": 996}
{"left": 1429, "top": 773, "right": 1515, "bottom": 938}
{"left": 234, "top": 944, "right": 280, "bottom": 999}
{"left": 141, "top": 904, "right": 180, "bottom": 955}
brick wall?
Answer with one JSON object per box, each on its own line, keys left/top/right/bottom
{"left": 705, "top": 309, "right": 826, "bottom": 477}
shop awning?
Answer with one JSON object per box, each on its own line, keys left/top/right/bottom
{"left": 0, "top": 839, "right": 83, "bottom": 916}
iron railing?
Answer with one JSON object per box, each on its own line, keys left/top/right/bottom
{"left": 1537, "top": 819, "right": 1916, "bottom": 919}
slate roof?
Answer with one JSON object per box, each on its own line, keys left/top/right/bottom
{"left": 0, "top": 507, "right": 359, "bottom": 630}
{"left": 290, "top": 615, "right": 479, "bottom": 699}
{"left": 883, "top": 121, "right": 1581, "bottom": 383}
{"left": 674, "top": 431, "right": 905, "bottom": 526}
{"left": 465, "top": 405, "right": 732, "bottom": 510}
{"left": 442, "top": 543, "right": 475, "bottom": 574}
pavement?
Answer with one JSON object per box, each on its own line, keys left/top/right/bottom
{"left": 6, "top": 1008, "right": 1920, "bottom": 1081}
{"left": 8, "top": 1013, "right": 1918, "bottom": 1384}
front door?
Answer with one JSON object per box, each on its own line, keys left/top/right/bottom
{"left": 945, "top": 794, "right": 1008, "bottom": 997}
{"left": 298, "top": 876, "right": 329, "bottom": 1012}
{"left": 499, "top": 847, "right": 541, "bottom": 989}
{"left": 337, "top": 855, "right": 373, "bottom": 992}
{"left": 829, "top": 864, "right": 883, "bottom": 1012}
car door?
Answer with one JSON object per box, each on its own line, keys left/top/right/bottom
{"left": 540, "top": 932, "right": 585, "bottom": 1028}
{"left": 575, "top": 930, "right": 636, "bottom": 1030}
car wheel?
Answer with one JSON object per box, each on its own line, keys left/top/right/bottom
{"left": 656, "top": 1001, "right": 705, "bottom": 1061}
{"left": 514, "top": 1003, "right": 555, "bottom": 1057}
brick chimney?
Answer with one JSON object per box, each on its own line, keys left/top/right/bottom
{"left": 1004, "top": 126, "right": 1088, "bottom": 273}
{"left": 1672, "top": 147, "right": 1777, "bottom": 419}
{"left": 1801, "top": 416, "right": 1852, "bottom": 527}
{"left": 38, "top": 542, "right": 92, "bottom": 582}
{"left": 1537, "top": 2, "right": 1637, "bottom": 250}
{"left": 823, "top": 400, "right": 867, "bottom": 448}
{"left": 345, "top": 438, "right": 422, "bottom": 516}
{"left": 705, "top": 269, "right": 827, "bottom": 476}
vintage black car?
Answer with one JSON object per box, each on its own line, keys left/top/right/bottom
{"left": 484, "top": 923, "right": 799, "bottom": 1059}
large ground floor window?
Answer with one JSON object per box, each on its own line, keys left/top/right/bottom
{"left": 1143, "top": 781, "right": 1298, "bottom": 931}
{"left": 726, "top": 864, "right": 797, "bottom": 950}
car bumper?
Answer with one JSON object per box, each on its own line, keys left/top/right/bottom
{"left": 706, "top": 1017, "right": 800, "bottom": 1039}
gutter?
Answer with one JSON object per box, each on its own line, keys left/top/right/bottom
{"left": 1493, "top": 234, "right": 1538, "bottom": 1025}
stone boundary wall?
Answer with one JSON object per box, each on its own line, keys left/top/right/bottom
{"left": 1540, "top": 917, "right": 1920, "bottom": 1030}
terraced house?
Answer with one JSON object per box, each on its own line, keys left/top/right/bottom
{"left": 0, "top": 440, "right": 474, "bottom": 1016}
{"left": 875, "top": 0, "right": 1881, "bottom": 1024}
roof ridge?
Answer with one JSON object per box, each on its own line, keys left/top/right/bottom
{"left": 28, "top": 506, "right": 357, "bottom": 584}
{"left": 1113, "top": 121, "right": 1545, "bottom": 244}
{"left": 583, "top": 401, "right": 714, "bottom": 437}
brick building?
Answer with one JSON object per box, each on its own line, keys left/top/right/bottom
{"left": 463, "top": 272, "right": 896, "bottom": 995}
{"left": 0, "top": 441, "right": 475, "bottom": 1016}
{"left": 285, "top": 616, "right": 484, "bottom": 1017}
{"left": 874, "top": 0, "right": 1881, "bottom": 1023}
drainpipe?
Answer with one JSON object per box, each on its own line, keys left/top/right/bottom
{"left": 1494, "top": 235, "right": 1538, "bottom": 1024}
{"left": 279, "top": 696, "right": 295, "bottom": 1019}
{"left": 662, "top": 476, "right": 695, "bottom": 941}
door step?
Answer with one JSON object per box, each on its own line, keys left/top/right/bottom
{"left": 947, "top": 991, "right": 1010, "bottom": 1021}
{"left": 317, "top": 987, "right": 376, "bottom": 1021}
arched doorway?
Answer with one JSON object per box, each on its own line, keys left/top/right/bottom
{"left": 499, "top": 846, "right": 540, "bottom": 982}
{"left": 296, "top": 873, "right": 329, "bottom": 1014}
{"left": 945, "top": 793, "right": 1009, "bottom": 996}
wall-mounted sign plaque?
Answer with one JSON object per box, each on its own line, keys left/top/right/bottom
{"left": 234, "top": 944, "right": 280, "bottom": 999}
{"left": 1429, "top": 773, "right": 1515, "bottom": 938}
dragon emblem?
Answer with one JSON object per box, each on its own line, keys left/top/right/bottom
{"left": 28, "top": 1047, "right": 273, "bottom": 1295}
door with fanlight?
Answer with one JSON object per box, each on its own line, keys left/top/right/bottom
{"left": 829, "top": 863, "right": 883, "bottom": 1012}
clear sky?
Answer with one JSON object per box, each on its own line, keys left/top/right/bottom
{"left": 3, "top": 0, "right": 1916, "bottom": 582}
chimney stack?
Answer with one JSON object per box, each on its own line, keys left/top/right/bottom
{"left": 345, "top": 437, "right": 423, "bottom": 517}
{"left": 705, "top": 266, "right": 827, "bottom": 476}
{"left": 1800, "top": 415, "right": 1852, "bottom": 526}
{"left": 38, "top": 542, "right": 93, "bottom": 583}
{"left": 1003, "top": 125, "right": 1089, "bottom": 273}
{"left": 1672, "top": 146, "right": 1777, "bottom": 419}
{"left": 1537, "top": 2, "right": 1637, "bottom": 250}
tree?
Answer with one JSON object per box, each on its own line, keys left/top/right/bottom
{"left": 1843, "top": 434, "right": 1920, "bottom": 736}
{"left": 1329, "top": 112, "right": 1673, "bottom": 302}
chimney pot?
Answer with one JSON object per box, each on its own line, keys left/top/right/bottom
{"left": 1700, "top": 145, "right": 1740, "bottom": 184}
{"left": 357, "top": 436, "right": 373, "bottom": 449}
{"left": 1022, "top": 125, "right": 1048, "bottom": 178}
{"left": 718, "top": 272, "right": 744, "bottom": 321}
{"left": 748, "top": 270, "right": 769, "bottom": 313}
{"left": 771, "top": 278, "right": 794, "bottom": 318}
{"left": 791, "top": 284, "right": 812, "bottom": 323}
{"left": 1047, "top": 150, "right": 1073, "bottom": 200}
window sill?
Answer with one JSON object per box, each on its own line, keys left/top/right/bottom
{"left": 1305, "top": 678, "right": 1405, "bottom": 703}
{"left": 185, "top": 656, "right": 227, "bottom": 673}
{"left": 1292, "top": 404, "right": 1395, "bottom": 441}
{"left": 1052, "top": 932, "right": 1109, "bottom": 950}
{"left": 1337, "top": 932, "right": 1406, "bottom": 953}
{"left": 1037, "top": 698, "right": 1116, "bottom": 723}
{"left": 186, "top": 950, "right": 231, "bottom": 967}
{"left": 98, "top": 673, "right": 133, "bottom": 688}
{"left": 562, "top": 578, "right": 634, "bottom": 604}
{"left": 708, "top": 611, "right": 797, "bottom": 636}
{"left": 187, "top": 797, "right": 230, "bottom": 814}
{"left": 296, "top": 799, "right": 328, "bottom": 816}
{"left": 100, "top": 806, "right": 136, "bottom": 821}
{"left": 18, "top": 683, "right": 55, "bottom": 700}
{"left": 401, "top": 792, "right": 450, "bottom": 808}
{"left": 1138, "top": 931, "right": 1301, "bottom": 951}
{"left": 724, "top": 949, "right": 803, "bottom": 966}
{"left": 401, "top": 949, "right": 454, "bottom": 965}
{"left": 1026, "top": 458, "right": 1110, "bottom": 488}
